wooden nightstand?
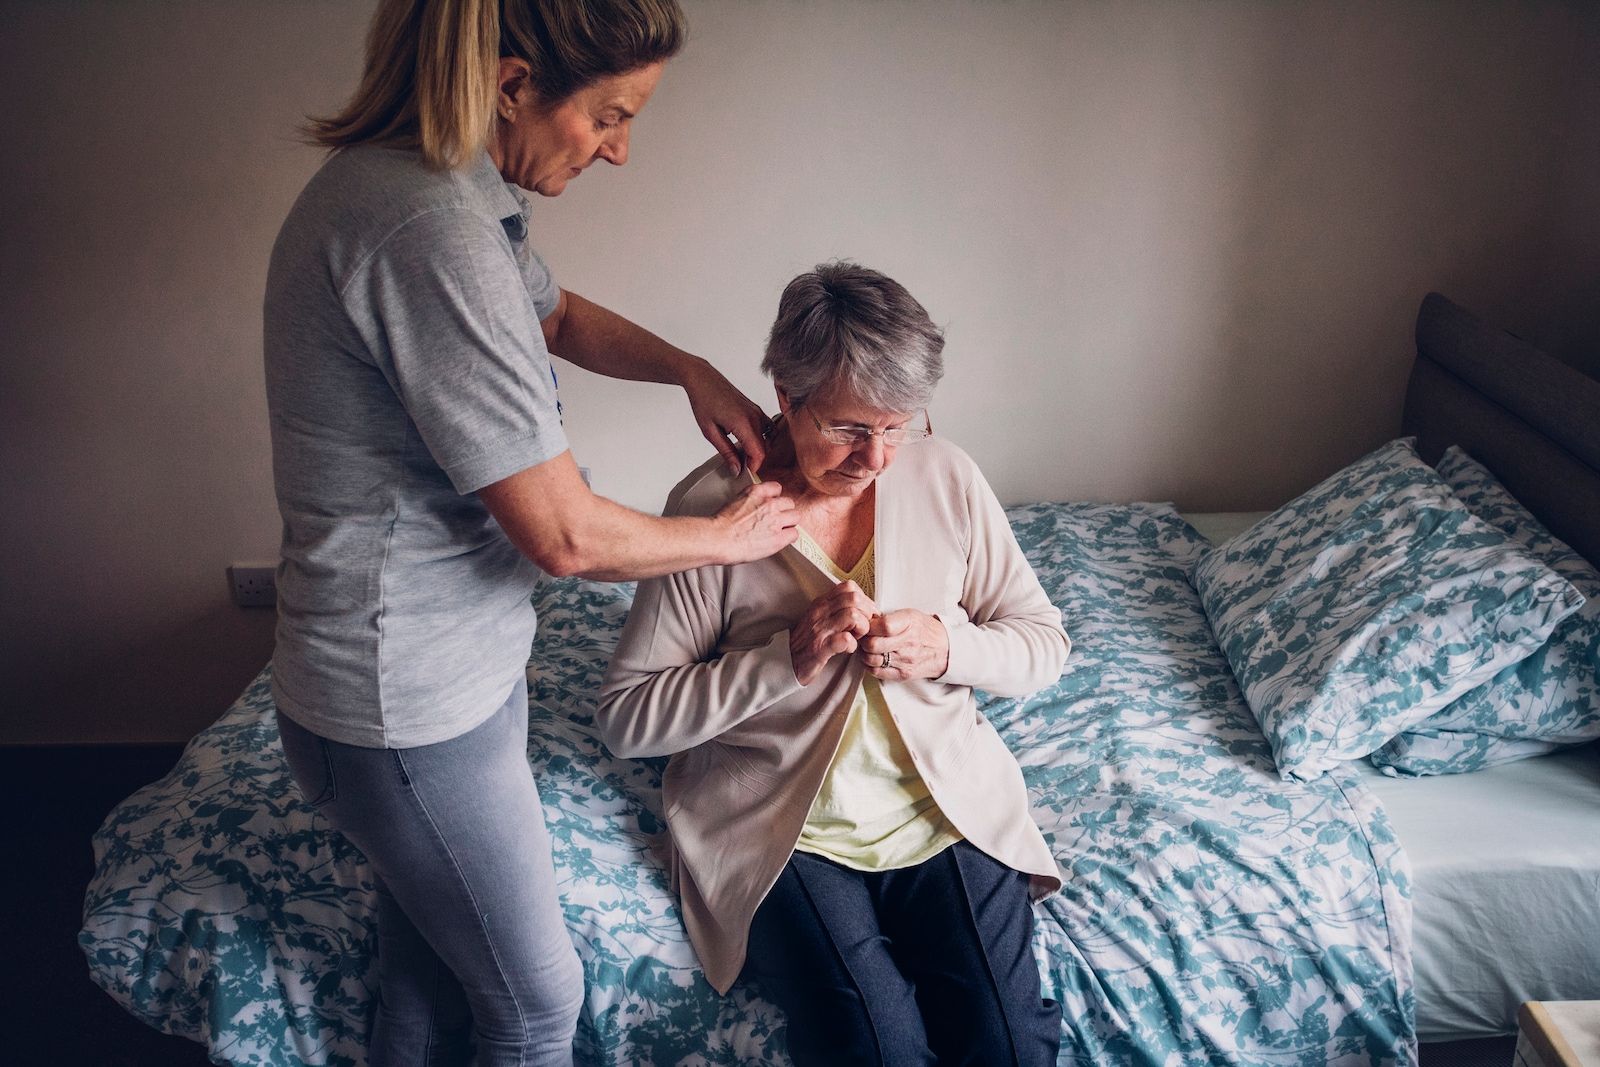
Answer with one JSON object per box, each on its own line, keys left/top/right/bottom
{"left": 1517, "top": 1002, "right": 1600, "bottom": 1067}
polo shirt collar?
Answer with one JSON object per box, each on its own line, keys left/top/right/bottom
{"left": 466, "top": 150, "right": 532, "bottom": 243}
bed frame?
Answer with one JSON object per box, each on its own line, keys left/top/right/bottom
{"left": 1403, "top": 292, "right": 1600, "bottom": 567}
{"left": 1401, "top": 294, "right": 1600, "bottom": 1063}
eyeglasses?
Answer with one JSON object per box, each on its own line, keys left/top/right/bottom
{"left": 801, "top": 405, "right": 934, "bottom": 447}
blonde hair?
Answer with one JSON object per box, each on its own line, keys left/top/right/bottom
{"left": 305, "top": 0, "right": 686, "bottom": 170}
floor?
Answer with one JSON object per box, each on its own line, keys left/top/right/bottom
{"left": 6, "top": 743, "right": 1520, "bottom": 1067}
{"left": 1421, "top": 1036, "right": 1519, "bottom": 1067}
{"left": 8, "top": 744, "right": 212, "bottom": 1067}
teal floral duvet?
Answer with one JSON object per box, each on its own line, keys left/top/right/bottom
{"left": 82, "top": 502, "right": 1414, "bottom": 1066}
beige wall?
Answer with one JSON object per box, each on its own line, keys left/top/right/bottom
{"left": 3, "top": 1, "right": 1596, "bottom": 744}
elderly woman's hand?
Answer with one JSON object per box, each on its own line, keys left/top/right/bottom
{"left": 859, "top": 610, "right": 949, "bottom": 682}
{"left": 790, "top": 580, "right": 878, "bottom": 685}
{"left": 681, "top": 357, "right": 771, "bottom": 476}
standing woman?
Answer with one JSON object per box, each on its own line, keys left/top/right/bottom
{"left": 263, "top": 1, "right": 796, "bottom": 1064}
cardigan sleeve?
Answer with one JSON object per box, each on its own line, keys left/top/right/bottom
{"left": 935, "top": 461, "right": 1071, "bottom": 696}
{"left": 596, "top": 553, "right": 805, "bottom": 760}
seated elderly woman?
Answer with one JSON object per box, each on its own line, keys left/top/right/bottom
{"left": 597, "top": 262, "right": 1069, "bottom": 1067}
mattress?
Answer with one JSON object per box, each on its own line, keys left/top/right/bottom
{"left": 1356, "top": 744, "right": 1600, "bottom": 1041}
{"left": 1185, "top": 509, "right": 1600, "bottom": 1043}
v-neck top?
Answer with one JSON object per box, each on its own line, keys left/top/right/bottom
{"left": 788, "top": 530, "right": 963, "bottom": 871}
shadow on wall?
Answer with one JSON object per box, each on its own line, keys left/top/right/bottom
{"left": 1489, "top": 0, "right": 1600, "bottom": 382}
{"left": 1187, "top": 3, "right": 1595, "bottom": 509}
{"left": 11, "top": 604, "right": 276, "bottom": 746}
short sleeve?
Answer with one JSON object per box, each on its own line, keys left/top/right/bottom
{"left": 515, "top": 232, "right": 561, "bottom": 321}
{"left": 341, "top": 206, "right": 569, "bottom": 494}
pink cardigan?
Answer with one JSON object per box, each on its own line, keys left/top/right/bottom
{"left": 596, "top": 438, "right": 1069, "bottom": 993}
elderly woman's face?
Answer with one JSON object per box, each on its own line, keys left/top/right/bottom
{"left": 780, "top": 384, "right": 918, "bottom": 499}
{"left": 492, "top": 62, "right": 664, "bottom": 197}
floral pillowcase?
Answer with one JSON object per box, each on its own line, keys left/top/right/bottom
{"left": 1192, "top": 438, "right": 1584, "bottom": 781}
{"left": 1368, "top": 446, "right": 1600, "bottom": 776}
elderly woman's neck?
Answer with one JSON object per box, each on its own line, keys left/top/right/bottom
{"left": 758, "top": 426, "right": 872, "bottom": 519}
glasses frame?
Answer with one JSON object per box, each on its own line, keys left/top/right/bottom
{"left": 800, "top": 404, "right": 934, "bottom": 448}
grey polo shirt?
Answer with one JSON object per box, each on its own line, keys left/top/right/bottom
{"left": 264, "top": 146, "right": 567, "bottom": 747}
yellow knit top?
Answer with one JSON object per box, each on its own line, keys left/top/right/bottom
{"left": 790, "top": 528, "right": 963, "bottom": 871}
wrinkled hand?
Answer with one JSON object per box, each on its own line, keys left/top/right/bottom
{"left": 859, "top": 610, "right": 949, "bottom": 682}
{"left": 790, "top": 580, "right": 879, "bottom": 685}
{"left": 683, "top": 359, "right": 771, "bottom": 475}
{"left": 712, "top": 481, "right": 797, "bottom": 564}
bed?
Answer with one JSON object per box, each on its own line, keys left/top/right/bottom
{"left": 82, "top": 293, "right": 1600, "bottom": 1065}
{"left": 1175, "top": 511, "right": 1600, "bottom": 1047}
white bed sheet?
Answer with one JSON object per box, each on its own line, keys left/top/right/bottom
{"left": 1180, "top": 509, "right": 1266, "bottom": 546}
{"left": 1185, "top": 510, "right": 1600, "bottom": 1042}
{"left": 1355, "top": 743, "right": 1600, "bottom": 1040}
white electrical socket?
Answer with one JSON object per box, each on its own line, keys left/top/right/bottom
{"left": 228, "top": 563, "right": 278, "bottom": 608}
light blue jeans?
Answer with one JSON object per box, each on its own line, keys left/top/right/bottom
{"left": 277, "top": 677, "right": 584, "bottom": 1067}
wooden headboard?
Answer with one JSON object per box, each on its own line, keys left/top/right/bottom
{"left": 1402, "top": 293, "right": 1600, "bottom": 568}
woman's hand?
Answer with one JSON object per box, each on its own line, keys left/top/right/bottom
{"left": 711, "top": 481, "right": 798, "bottom": 564}
{"left": 859, "top": 610, "right": 950, "bottom": 682}
{"left": 538, "top": 294, "right": 768, "bottom": 473}
{"left": 790, "top": 580, "right": 879, "bottom": 685}
{"left": 681, "top": 358, "right": 771, "bottom": 475}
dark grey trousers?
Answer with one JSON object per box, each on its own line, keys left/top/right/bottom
{"left": 743, "top": 840, "right": 1062, "bottom": 1067}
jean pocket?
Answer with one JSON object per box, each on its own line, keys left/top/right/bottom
{"left": 276, "top": 711, "right": 339, "bottom": 810}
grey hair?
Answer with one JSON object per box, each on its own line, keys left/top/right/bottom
{"left": 760, "top": 261, "right": 945, "bottom": 412}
